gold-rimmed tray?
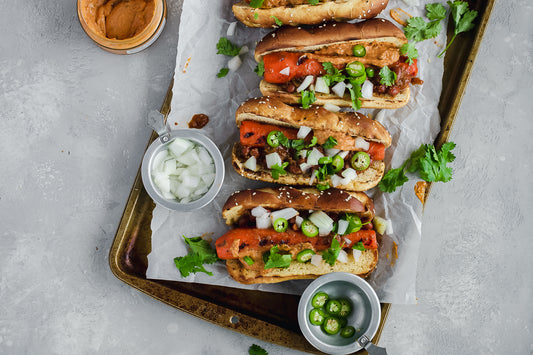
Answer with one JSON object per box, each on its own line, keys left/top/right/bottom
{"left": 109, "top": 2, "right": 494, "bottom": 353}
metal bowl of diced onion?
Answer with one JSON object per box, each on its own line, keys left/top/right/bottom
{"left": 141, "top": 129, "right": 225, "bottom": 211}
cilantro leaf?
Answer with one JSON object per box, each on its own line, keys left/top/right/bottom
{"left": 249, "top": 344, "right": 268, "bottom": 355}
{"left": 249, "top": 0, "right": 264, "bottom": 8}
{"left": 299, "top": 90, "right": 316, "bottom": 109}
{"left": 426, "top": 3, "right": 447, "bottom": 21}
{"left": 438, "top": 1, "right": 478, "bottom": 57}
{"left": 400, "top": 43, "right": 419, "bottom": 65}
{"left": 254, "top": 61, "right": 265, "bottom": 76}
{"left": 322, "top": 238, "right": 342, "bottom": 266}
{"left": 352, "top": 241, "right": 366, "bottom": 251}
{"left": 308, "top": 0, "right": 320, "bottom": 4}
{"left": 316, "top": 183, "right": 330, "bottom": 191}
{"left": 254, "top": 12, "right": 259, "bottom": 20}
{"left": 379, "top": 66, "right": 397, "bottom": 86}
{"left": 271, "top": 162, "right": 289, "bottom": 180}
{"left": 404, "top": 17, "right": 428, "bottom": 42}
{"left": 379, "top": 142, "right": 456, "bottom": 193}
{"left": 216, "top": 37, "right": 241, "bottom": 57}
{"left": 174, "top": 236, "right": 219, "bottom": 277}
{"left": 321, "top": 62, "right": 346, "bottom": 86}
{"left": 322, "top": 136, "right": 338, "bottom": 150}
{"left": 216, "top": 68, "right": 229, "bottom": 78}
{"left": 264, "top": 246, "right": 292, "bottom": 269}
{"left": 378, "top": 166, "right": 409, "bottom": 193}
{"left": 425, "top": 20, "right": 442, "bottom": 39}
{"left": 346, "top": 83, "right": 362, "bottom": 110}
{"left": 271, "top": 15, "right": 283, "bottom": 26}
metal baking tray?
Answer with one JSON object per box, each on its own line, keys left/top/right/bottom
{"left": 109, "top": 2, "right": 494, "bottom": 353}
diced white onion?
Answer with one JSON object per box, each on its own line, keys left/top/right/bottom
{"left": 152, "top": 150, "right": 168, "bottom": 172}
{"left": 228, "top": 55, "right": 242, "bottom": 71}
{"left": 352, "top": 248, "right": 362, "bottom": 261}
{"left": 297, "top": 126, "right": 312, "bottom": 139}
{"left": 309, "top": 170, "right": 317, "bottom": 185}
{"left": 239, "top": 45, "right": 249, "bottom": 55}
{"left": 299, "top": 162, "right": 313, "bottom": 173}
{"left": 151, "top": 138, "right": 216, "bottom": 203}
{"left": 295, "top": 216, "right": 304, "bottom": 228}
{"left": 330, "top": 174, "right": 343, "bottom": 188}
{"left": 341, "top": 168, "right": 357, "bottom": 182}
{"left": 337, "top": 249, "right": 348, "bottom": 263}
{"left": 325, "top": 148, "right": 340, "bottom": 157}
{"left": 343, "top": 237, "right": 352, "bottom": 245}
{"left": 311, "top": 254, "right": 322, "bottom": 267}
{"left": 306, "top": 148, "right": 324, "bottom": 166}
{"left": 227, "top": 22, "right": 237, "bottom": 36}
{"left": 361, "top": 80, "right": 374, "bottom": 99}
{"left": 265, "top": 152, "right": 282, "bottom": 169}
{"left": 386, "top": 219, "right": 393, "bottom": 235}
{"left": 298, "top": 149, "right": 308, "bottom": 159}
{"left": 323, "top": 103, "right": 341, "bottom": 112}
{"left": 332, "top": 81, "right": 346, "bottom": 98}
{"left": 279, "top": 67, "right": 290, "bottom": 76}
{"left": 319, "top": 225, "right": 333, "bottom": 236}
{"left": 309, "top": 211, "right": 334, "bottom": 231}
{"left": 355, "top": 137, "right": 370, "bottom": 150}
{"left": 256, "top": 214, "right": 272, "bottom": 229}
{"left": 244, "top": 156, "right": 258, "bottom": 171}
{"left": 168, "top": 138, "right": 193, "bottom": 157}
{"left": 337, "top": 219, "right": 349, "bottom": 235}
{"left": 251, "top": 206, "right": 269, "bottom": 217}
{"left": 315, "top": 77, "right": 330, "bottom": 94}
{"left": 297, "top": 75, "right": 314, "bottom": 92}
{"left": 337, "top": 151, "right": 349, "bottom": 159}
{"left": 270, "top": 208, "right": 299, "bottom": 222}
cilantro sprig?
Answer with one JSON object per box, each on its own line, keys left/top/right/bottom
{"left": 271, "top": 162, "right": 289, "bottom": 180}
{"left": 379, "top": 66, "right": 397, "bottom": 86}
{"left": 216, "top": 37, "right": 241, "bottom": 56}
{"left": 400, "top": 42, "right": 419, "bottom": 65}
{"left": 404, "top": 3, "right": 447, "bottom": 42}
{"left": 378, "top": 142, "right": 456, "bottom": 193}
{"left": 174, "top": 236, "right": 220, "bottom": 277}
{"left": 271, "top": 15, "right": 283, "bottom": 26}
{"left": 249, "top": 0, "right": 264, "bottom": 8}
{"left": 254, "top": 60, "right": 265, "bottom": 76}
{"left": 299, "top": 89, "right": 316, "bottom": 109}
{"left": 249, "top": 344, "right": 268, "bottom": 355}
{"left": 322, "top": 238, "right": 343, "bottom": 266}
{"left": 438, "top": 1, "right": 478, "bottom": 57}
{"left": 264, "top": 245, "right": 292, "bottom": 269}
{"left": 216, "top": 68, "right": 229, "bottom": 78}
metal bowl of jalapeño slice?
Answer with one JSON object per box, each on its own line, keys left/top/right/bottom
{"left": 297, "top": 272, "right": 388, "bottom": 355}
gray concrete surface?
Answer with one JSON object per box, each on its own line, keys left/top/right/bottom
{"left": 1, "top": 0, "right": 532, "bottom": 354}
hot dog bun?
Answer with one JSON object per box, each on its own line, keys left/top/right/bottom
{"left": 232, "top": 97, "right": 391, "bottom": 191}
{"left": 218, "top": 186, "right": 379, "bottom": 284}
{"left": 255, "top": 19, "right": 413, "bottom": 109}
{"left": 232, "top": 0, "right": 388, "bottom": 28}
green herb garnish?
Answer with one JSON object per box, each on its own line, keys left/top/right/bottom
{"left": 264, "top": 246, "right": 292, "bottom": 269}
{"left": 378, "top": 142, "right": 456, "bottom": 193}
{"left": 322, "top": 238, "right": 343, "bottom": 266}
{"left": 216, "top": 37, "right": 241, "bottom": 56}
{"left": 322, "top": 136, "right": 338, "bottom": 150}
{"left": 271, "top": 15, "right": 283, "bottom": 26}
{"left": 174, "top": 236, "right": 219, "bottom": 277}
{"left": 352, "top": 241, "right": 366, "bottom": 251}
{"left": 216, "top": 68, "right": 229, "bottom": 78}
{"left": 254, "top": 60, "right": 265, "bottom": 76}
{"left": 299, "top": 90, "right": 316, "bottom": 109}
{"left": 249, "top": 344, "right": 268, "bottom": 355}
{"left": 271, "top": 162, "right": 289, "bottom": 180}
{"left": 249, "top": 0, "right": 264, "bottom": 8}
{"left": 438, "top": 1, "right": 478, "bottom": 57}
{"left": 400, "top": 43, "right": 419, "bottom": 65}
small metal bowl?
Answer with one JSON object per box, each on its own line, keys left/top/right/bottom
{"left": 141, "top": 129, "right": 225, "bottom": 211}
{"left": 298, "top": 273, "right": 383, "bottom": 355}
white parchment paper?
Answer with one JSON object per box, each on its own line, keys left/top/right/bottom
{"left": 146, "top": 0, "right": 447, "bottom": 304}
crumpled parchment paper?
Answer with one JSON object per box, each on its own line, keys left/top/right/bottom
{"left": 146, "top": 0, "right": 447, "bottom": 304}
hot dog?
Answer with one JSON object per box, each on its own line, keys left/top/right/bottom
{"left": 232, "top": 0, "right": 388, "bottom": 28}
{"left": 232, "top": 97, "right": 392, "bottom": 191}
{"left": 216, "top": 186, "right": 379, "bottom": 284}
{"left": 254, "top": 18, "right": 423, "bottom": 109}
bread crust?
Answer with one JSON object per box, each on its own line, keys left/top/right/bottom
{"left": 232, "top": 0, "right": 388, "bottom": 28}
{"left": 222, "top": 186, "right": 375, "bottom": 226}
{"left": 259, "top": 80, "right": 411, "bottom": 109}
{"left": 225, "top": 249, "right": 378, "bottom": 284}
{"left": 255, "top": 18, "right": 406, "bottom": 61}
{"left": 235, "top": 97, "right": 392, "bottom": 146}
